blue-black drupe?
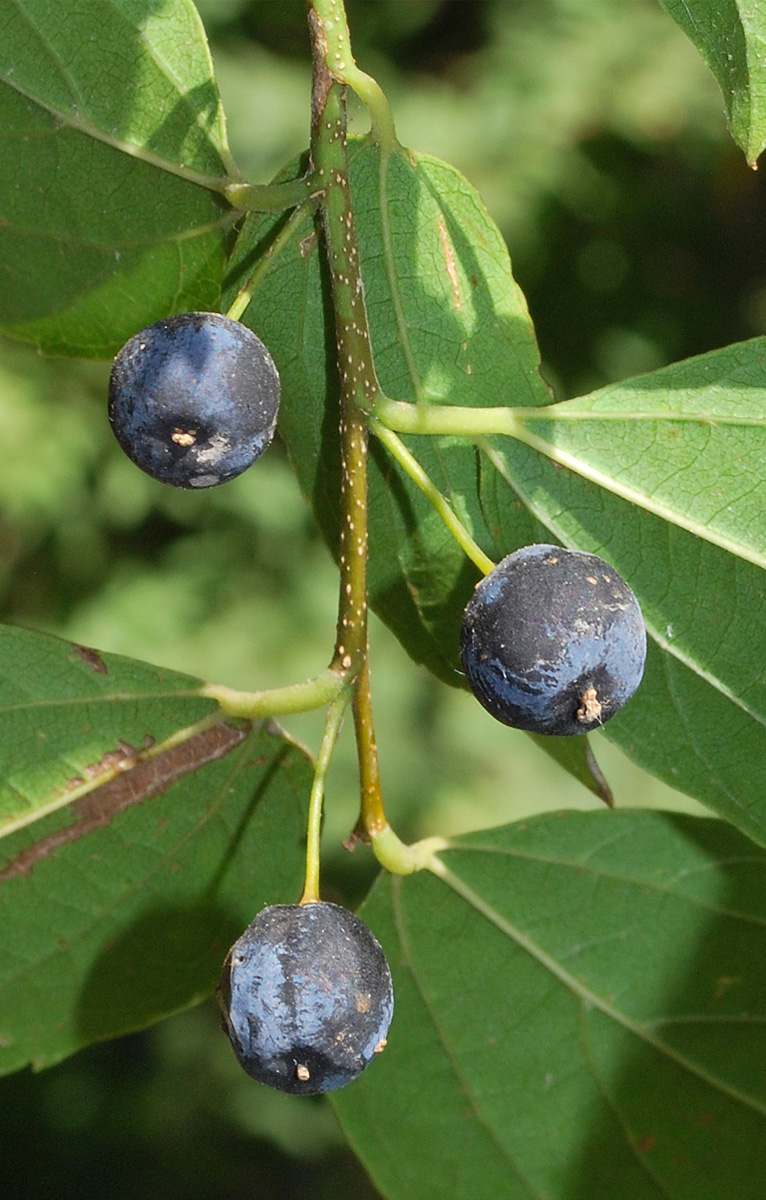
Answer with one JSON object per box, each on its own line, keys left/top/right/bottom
{"left": 218, "top": 902, "right": 394, "bottom": 1095}
{"left": 108, "top": 312, "right": 280, "bottom": 488}
{"left": 460, "top": 544, "right": 646, "bottom": 736}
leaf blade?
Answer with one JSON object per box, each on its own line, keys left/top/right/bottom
{"left": 335, "top": 810, "right": 766, "bottom": 1200}
{"left": 657, "top": 0, "right": 766, "bottom": 164}
{"left": 514, "top": 337, "right": 766, "bottom": 570}
{"left": 0, "top": 0, "right": 235, "bottom": 356}
{"left": 0, "top": 719, "right": 311, "bottom": 1072}
{"left": 480, "top": 434, "right": 766, "bottom": 843}
{"left": 0, "top": 624, "right": 215, "bottom": 837}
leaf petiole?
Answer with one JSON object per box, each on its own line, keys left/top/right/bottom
{"left": 370, "top": 824, "right": 448, "bottom": 876}
{"left": 201, "top": 668, "right": 346, "bottom": 719}
{"left": 224, "top": 174, "right": 318, "bottom": 213}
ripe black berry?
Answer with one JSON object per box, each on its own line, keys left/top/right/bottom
{"left": 108, "top": 312, "right": 280, "bottom": 488}
{"left": 217, "top": 902, "right": 394, "bottom": 1095}
{"left": 460, "top": 544, "right": 646, "bottom": 736}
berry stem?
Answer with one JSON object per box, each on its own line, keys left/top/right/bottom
{"left": 300, "top": 691, "right": 350, "bottom": 905}
{"left": 368, "top": 417, "right": 496, "bottom": 576}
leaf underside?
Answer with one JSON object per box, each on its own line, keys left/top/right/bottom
{"left": 658, "top": 0, "right": 766, "bottom": 165}
{"left": 229, "top": 140, "right": 766, "bottom": 833}
{"left": 335, "top": 809, "right": 766, "bottom": 1200}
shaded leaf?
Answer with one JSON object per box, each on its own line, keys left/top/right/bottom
{"left": 658, "top": 0, "right": 766, "bottom": 165}
{"left": 335, "top": 809, "right": 766, "bottom": 1200}
{"left": 226, "top": 142, "right": 548, "bottom": 687}
{"left": 225, "top": 145, "right": 640, "bottom": 805}
{"left": 0, "top": 720, "right": 311, "bottom": 1072}
{"left": 0, "top": 0, "right": 236, "bottom": 357}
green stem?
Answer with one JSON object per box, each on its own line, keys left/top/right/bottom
{"left": 201, "top": 668, "right": 345, "bottom": 719}
{"left": 370, "top": 825, "right": 449, "bottom": 875}
{"left": 375, "top": 396, "right": 526, "bottom": 439}
{"left": 226, "top": 201, "right": 316, "bottom": 324}
{"left": 310, "top": 34, "right": 378, "bottom": 675}
{"left": 224, "top": 174, "right": 317, "bottom": 213}
{"left": 300, "top": 691, "right": 350, "bottom": 904}
{"left": 309, "top": 0, "right": 397, "bottom": 153}
{"left": 368, "top": 417, "right": 495, "bottom": 576}
{"left": 309, "top": 14, "right": 391, "bottom": 846}
{"left": 353, "top": 655, "right": 385, "bottom": 836}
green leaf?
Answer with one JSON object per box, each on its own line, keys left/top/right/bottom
{"left": 480, "top": 352, "right": 766, "bottom": 843}
{"left": 225, "top": 145, "right": 633, "bottom": 804}
{"left": 335, "top": 809, "right": 766, "bottom": 1200}
{"left": 658, "top": 0, "right": 766, "bottom": 165}
{"left": 228, "top": 143, "right": 548, "bottom": 684}
{"left": 0, "top": 719, "right": 311, "bottom": 1072}
{"left": 512, "top": 338, "right": 766, "bottom": 570}
{"left": 0, "top": 624, "right": 216, "bottom": 838}
{"left": 0, "top": 0, "right": 237, "bottom": 357}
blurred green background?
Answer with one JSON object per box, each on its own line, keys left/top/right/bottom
{"left": 1, "top": 1, "right": 764, "bottom": 1195}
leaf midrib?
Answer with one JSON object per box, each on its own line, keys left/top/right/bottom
{"left": 443, "top": 838, "right": 766, "bottom": 928}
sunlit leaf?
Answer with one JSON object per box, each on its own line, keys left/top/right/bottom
{"left": 0, "top": 624, "right": 216, "bottom": 838}
{"left": 481, "top": 405, "right": 766, "bottom": 845}
{"left": 0, "top": 0, "right": 236, "bottom": 357}
{"left": 658, "top": 0, "right": 766, "bottom": 164}
{"left": 511, "top": 339, "right": 766, "bottom": 570}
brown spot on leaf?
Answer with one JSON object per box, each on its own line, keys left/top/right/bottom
{"left": 636, "top": 1134, "right": 656, "bottom": 1153}
{"left": 71, "top": 644, "right": 108, "bottom": 674}
{"left": 0, "top": 723, "right": 248, "bottom": 884}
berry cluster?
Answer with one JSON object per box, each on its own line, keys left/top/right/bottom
{"left": 108, "top": 318, "right": 646, "bottom": 1096}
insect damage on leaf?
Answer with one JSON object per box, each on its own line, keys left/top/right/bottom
{"left": 0, "top": 723, "right": 248, "bottom": 883}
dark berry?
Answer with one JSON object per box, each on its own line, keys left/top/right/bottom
{"left": 460, "top": 544, "right": 646, "bottom": 736}
{"left": 108, "top": 312, "right": 280, "bottom": 488}
{"left": 217, "top": 902, "right": 394, "bottom": 1095}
